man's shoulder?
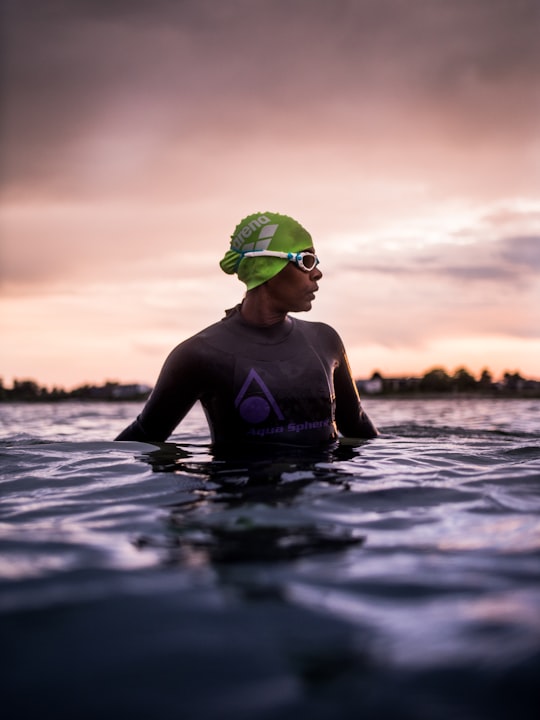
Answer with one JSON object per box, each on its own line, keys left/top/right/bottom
{"left": 174, "top": 312, "right": 242, "bottom": 354}
{"left": 160, "top": 315, "right": 229, "bottom": 360}
{"left": 294, "top": 318, "right": 341, "bottom": 339}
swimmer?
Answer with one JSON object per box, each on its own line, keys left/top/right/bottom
{"left": 115, "top": 212, "right": 378, "bottom": 447}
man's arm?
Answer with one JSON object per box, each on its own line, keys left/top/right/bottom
{"left": 334, "top": 350, "right": 378, "bottom": 440}
{"left": 115, "top": 341, "right": 202, "bottom": 442}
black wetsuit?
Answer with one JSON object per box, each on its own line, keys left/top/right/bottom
{"left": 115, "top": 307, "right": 377, "bottom": 447}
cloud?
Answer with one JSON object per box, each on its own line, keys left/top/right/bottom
{"left": 1, "top": 0, "right": 539, "bottom": 386}
{"left": 3, "top": 0, "right": 539, "bottom": 201}
{"left": 358, "top": 235, "right": 540, "bottom": 284}
{"left": 325, "top": 217, "right": 540, "bottom": 349}
{"left": 499, "top": 236, "right": 540, "bottom": 269}
{"left": 338, "top": 201, "right": 540, "bottom": 284}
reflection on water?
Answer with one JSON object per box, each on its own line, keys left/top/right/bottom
{"left": 1, "top": 399, "right": 539, "bottom": 719}
{"left": 137, "top": 442, "right": 365, "bottom": 567}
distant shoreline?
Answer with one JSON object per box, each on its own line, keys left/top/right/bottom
{"left": 1, "top": 393, "right": 538, "bottom": 403}
{"left": 2, "top": 371, "right": 539, "bottom": 402}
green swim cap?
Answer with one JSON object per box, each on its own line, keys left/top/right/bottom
{"left": 220, "top": 212, "right": 312, "bottom": 290}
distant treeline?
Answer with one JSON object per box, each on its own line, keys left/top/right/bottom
{"left": 0, "top": 380, "right": 152, "bottom": 402}
{"left": 357, "top": 367, "right": 540, "bottom": 397}
{"left": 1, "top": 368, "right": 539, "bottom": 402}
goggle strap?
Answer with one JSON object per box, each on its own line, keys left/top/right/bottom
{"left": 234, "top": 248, "right": 318, "bottom": 271}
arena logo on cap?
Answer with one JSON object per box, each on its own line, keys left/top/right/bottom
{"left": 231, "top": 215, "right": 278, "bottom": 251}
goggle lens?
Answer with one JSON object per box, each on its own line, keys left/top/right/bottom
{"left": 296, "top": 252, "right": 319, "bottom": 272}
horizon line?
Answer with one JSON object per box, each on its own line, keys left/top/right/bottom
{"left": 2, "top": 366, "right": 539, "bottom": 393}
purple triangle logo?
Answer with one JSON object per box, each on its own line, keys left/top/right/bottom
{"left": 234, "top": 368, "right": 285, "bottom": 424}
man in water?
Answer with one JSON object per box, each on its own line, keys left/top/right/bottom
{"left": 116, "top": 212, "right": 377, "bottom": 447}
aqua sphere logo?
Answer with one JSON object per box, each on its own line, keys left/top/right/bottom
{"left": 235, "top": 369, "right": 284, "bottom": 424}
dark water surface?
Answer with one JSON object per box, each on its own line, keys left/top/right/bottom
{"left": 1, "top": 399, "right": 539, "bottom": 719}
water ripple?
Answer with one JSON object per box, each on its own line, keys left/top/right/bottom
{"left": 1, "top": 400, "right": 539, "bottom": 719}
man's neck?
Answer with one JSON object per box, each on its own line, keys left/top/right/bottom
{"left": 239, "top": 289, "right": 289, "bottom": 327}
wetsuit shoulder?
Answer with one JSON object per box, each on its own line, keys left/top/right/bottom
{"left": 115, "top": 318, "right": 235, "bottom": 442}
{"left": 292, "top": 318, "right": 345, "bottom": 357}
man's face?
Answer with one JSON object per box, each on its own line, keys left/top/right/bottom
{"left": 264, "top": 247, "right": 322, "bottom": 314}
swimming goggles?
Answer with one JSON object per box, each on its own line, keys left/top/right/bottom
{"left": 240, "top": 250, "right": 320, "bottom": 272}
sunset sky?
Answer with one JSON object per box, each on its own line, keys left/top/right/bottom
{"left": 2, "top": 0, "right": 539, "bottom": 389}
